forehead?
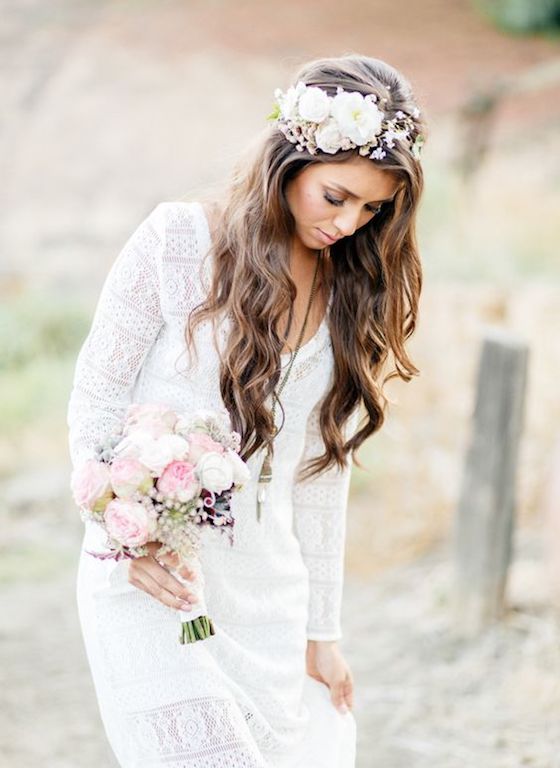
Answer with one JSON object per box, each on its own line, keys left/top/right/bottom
{"left": 307, "top": 156, "right": 399, "bottom": 200}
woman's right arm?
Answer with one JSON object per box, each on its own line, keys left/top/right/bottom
{"left": 67, "top": 202, "right": 197, "bottom": 610}
{"left": 67, "top": 202, "right": 166, "bottom": 469}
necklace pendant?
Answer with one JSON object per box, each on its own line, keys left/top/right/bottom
{"left": 259, "top": 451, "right": 273, "bottom": 484}
{"left": 256, "top": 447, "right": 273, "bottom": 523}
{"left": 256, "top": 484, "right": 267, "bottom": 522}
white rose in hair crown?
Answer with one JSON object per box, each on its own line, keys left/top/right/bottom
{"left": 267, "top": 80, "right": 425, "bottom": 160}
{"left": 70, "top": 403, "right": 251, "bottom": 645}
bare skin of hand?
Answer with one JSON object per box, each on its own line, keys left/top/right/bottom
{"left": 128, "top": 542, "right": 198, "bottom": 612}
{"left": 306, "top": 640, "right": 354, "bottom": 715}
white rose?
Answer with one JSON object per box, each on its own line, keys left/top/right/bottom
{"left": 113, "top": 430, "right": 154, "bottom": 460}
{"left": 158, "top": 434, "right": 190, "bottom": 461}
{"left": 196, "top": 452, "right": 234, "bottom": 494}
{"left": 331, "top": 91, "right": 384, "bottom": 146}
{"left": 297, "top": 87, "right": 330, "bottom": 122}
{"left": 136, "top": 434, "right": 189, "bottom": 476}
{"left": 278, "top": 80, "right": 307, "bottom": 120}
{"left": 314, "top": 118, "right": 345, "bottom": 154}
{"left": 225, "top": 449, "right": 251, "bottom": 487}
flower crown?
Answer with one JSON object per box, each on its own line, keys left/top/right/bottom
{"left": 267, "top": 81, "right": 425, "bottom": 161}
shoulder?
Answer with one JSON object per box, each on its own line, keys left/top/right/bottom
{"left": 143, "top": 200, "right": 207, "bottom": 241}
{"left": 139, "top": 200, "right": 210, "bottom": 252}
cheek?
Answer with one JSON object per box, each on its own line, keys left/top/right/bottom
{"left": 298, "top": 188, "right": 327, "bottom": 221}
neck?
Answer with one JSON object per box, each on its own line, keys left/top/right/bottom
{"left": 289, "top": 236, "right": 322, "bottom": 274}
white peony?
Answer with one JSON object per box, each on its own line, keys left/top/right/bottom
{"left": 277, "top": 81, "right": 307, "bottom": 120}
{"left": 135, "top": 434, "right": 190, "bottom": 476}
{"left": 297, "top": 86, "right": 330, "bottom": 122}
{"left": 225, "top": 449, "right": 251, "bottom": 487}
{"left": 160, "top": 434, "right": 190, "bottom": 458}
{"left": 331, "top": 91, "right": 384, "bottom": 146}
{"left": 113, "top": 430, "right": 154, "bottom": 461}
{"left": 196, "top": 452, "right": 234, "bottom": 494}
{"left": 314, "top": 118, "right": 345, "bottom": 154}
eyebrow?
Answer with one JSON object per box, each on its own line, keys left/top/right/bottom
{"left": 328, "top": 182, "right": 396, "bottom": 205}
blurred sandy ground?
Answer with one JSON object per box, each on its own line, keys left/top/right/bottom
{"left": 1, "top": 1, "right": 560, "bottom": 766}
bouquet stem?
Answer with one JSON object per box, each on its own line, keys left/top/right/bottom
{"left": 179, "top": 615, "right": 215, "bottom": 644}
{"left": 175, "top": 552, "right": 216, "bottom": 645}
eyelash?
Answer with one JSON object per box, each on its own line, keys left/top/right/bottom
{"left": 323, "top": 192, "right": 382, "bottom": 215}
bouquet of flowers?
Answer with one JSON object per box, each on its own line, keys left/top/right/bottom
{"left": 70, "top": 403, "right": 250, "bottom": 644}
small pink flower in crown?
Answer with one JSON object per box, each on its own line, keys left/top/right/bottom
{"left": 267, "top": 80, "right": 424, "bottom": 160}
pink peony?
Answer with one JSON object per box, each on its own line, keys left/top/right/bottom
{"left": 110, "top": 458, "right": 153, "bottom": 498}
{"left": 104, "top": 498, "right": 156, "bottom": 547}
{"left": 71, "top": 460, "right": 113, "bottom": 512}
{"left": 187, "top": 432, "right": 225, "bottom": 463}
{"left": 124, "top": 402, "right": 177, "bottom": 439}
{"left": 157, "top": 461, "right": 200, "bottom": 502}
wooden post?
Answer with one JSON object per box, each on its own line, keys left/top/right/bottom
{"left": 453, "top": 329, "right": 529, "bottom": 634}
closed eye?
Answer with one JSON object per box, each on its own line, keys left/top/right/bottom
{"left": 323, "top": 192, "right": 382, "bottom": 215}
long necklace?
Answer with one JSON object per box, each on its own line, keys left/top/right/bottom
{"left": 256, "top": 253, "right": 322, "bottom": 522}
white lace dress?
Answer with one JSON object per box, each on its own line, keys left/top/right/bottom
{"left": 68, "top": 201, "right": 359, "bottom": 768}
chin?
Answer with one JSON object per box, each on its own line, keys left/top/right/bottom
{"left": 305, "top": 228, "right": 327, "bottom": 249}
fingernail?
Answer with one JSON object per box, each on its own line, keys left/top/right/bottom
{"left": 180, "top": 603, "right": 192, "bottom": 611}
{"left": 339, "top": 704, "right": 349, "bottom": 714}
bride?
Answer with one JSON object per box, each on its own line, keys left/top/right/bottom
{"left": 68, "top": 53, "right": 427, "bottom": 767}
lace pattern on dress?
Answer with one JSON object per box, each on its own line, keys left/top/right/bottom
{"left": 69, "top": 200, "right": 358, "bottom": 766}
{"left": 292, "top": 401, "right": 360, "bottom": 641}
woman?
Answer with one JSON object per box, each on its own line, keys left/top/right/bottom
{"left": 68, "top": 53, "right": 427, "bottom": 767}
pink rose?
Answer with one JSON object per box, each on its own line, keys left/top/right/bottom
{"left": 124, "top": 403, "right": 177, "bottom": 439}
{"left": 104, "top": 499, "right": 156, "bottom": 547}
{"left": 187, "top": 432, "right": 225, "bottom": 463}
{"left": 71, "top": 460, "right": 113, "bottom": 512}
{"left": 157, "top": 461, "right": 200, "bottom": 502}
{"left": 110, "top": 458, "right": 153, "bottom": 498}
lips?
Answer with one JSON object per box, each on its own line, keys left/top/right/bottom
{"left": 317, "top": 228, "right": 339, "bottom": 245}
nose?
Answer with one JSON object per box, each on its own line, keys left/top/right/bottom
{"left": 333, "top": 207, "right": 361, "bottom": 238}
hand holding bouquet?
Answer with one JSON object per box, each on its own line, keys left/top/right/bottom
{"left": 71, "top": 403, "right": 250, "bottom": 644}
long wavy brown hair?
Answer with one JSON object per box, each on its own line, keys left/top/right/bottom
{"left": 185, "top": 54, "right": 428, "bottom": 480}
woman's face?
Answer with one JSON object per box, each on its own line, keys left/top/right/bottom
{"left": 285, "top": 154, "right": 400, "bottom": 252}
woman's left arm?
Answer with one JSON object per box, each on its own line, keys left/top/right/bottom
{"left": 292, "top": 400, "right": 360, "bottom": 713}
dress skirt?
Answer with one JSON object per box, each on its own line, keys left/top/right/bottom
{"left": 76, "top": 526, "right": 357, "bottom": 768}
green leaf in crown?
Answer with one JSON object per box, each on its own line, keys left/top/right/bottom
{"left": 267, "top": 102, "right": 281, "bottom": 121}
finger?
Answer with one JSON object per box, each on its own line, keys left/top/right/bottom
{"left": 148, "top": 548, "right": 195, "bottom": 581}
{"left": 156, "top": 550, "right": 180, "bottom": 569}
{"left": 129, "top": 567, "right": 194, "bottom": 612}
{"left": 134, "top": 557, "right": 198, "bottom": 604}
{"left": 343, "top": 674, "right": 354, "bottom": 709}
{"left": 166, "top": 556, "right": 196, "bottom": 581}
{"left": 330, "top": 681, "right": 350, "bottom": 714}
{"left": 144, "top": 557, "right": 199, "bottom": 603}
{"left": 178, "top": 563, "right": 195, "bottom": 580}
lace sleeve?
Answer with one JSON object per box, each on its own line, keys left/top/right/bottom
{"left": 292, "top": 402, "right": 360, "bottom": 642}
{"left": 66, "top": 202, "right": 166, "bottom": 472}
